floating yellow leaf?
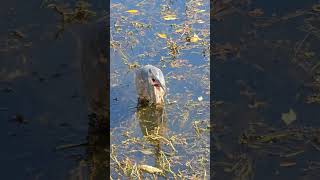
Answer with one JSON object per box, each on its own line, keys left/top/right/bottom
{"left": 163, "top": 14, "right": 177, "bottom": 20}
{"left": 157, "top": 33, "right": 167, "bottom": 39}
{"left": 126, "top": 9, "right": 139, "bottom": 14}
{"left": 175, "top": 29, "right": 183, "bottom": 33}
{"left": 139, "top": 165, "right": 163, "bottom": 174}
{"left": 190, "top": 34, "right": 201, "bottom": 43}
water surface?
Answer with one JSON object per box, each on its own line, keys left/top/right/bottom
{"left": 110, "top": 0, "right": 210, "bottom": 178}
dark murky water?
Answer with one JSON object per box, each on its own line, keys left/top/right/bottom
{"left": 213, "top": 0, "right": 320, "bottom": 179}
{"left": 0, "top": 1, "right": 107, "bottom": 179}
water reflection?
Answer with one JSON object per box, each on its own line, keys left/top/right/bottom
{"left": 136, "top": 104, "right": 167, "bottom": 168}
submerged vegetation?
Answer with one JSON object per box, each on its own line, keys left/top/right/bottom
{"left": 110, "top": 105, "right": 209, "bottom": 179}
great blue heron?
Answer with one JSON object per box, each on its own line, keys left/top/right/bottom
{"left": 135, "top": 65, "right": 166, "bottom": 105}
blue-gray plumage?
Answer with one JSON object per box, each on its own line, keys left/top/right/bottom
{"left": 135, "top": 65, "right": 166, "bottom": 105}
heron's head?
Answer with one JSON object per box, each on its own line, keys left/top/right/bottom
{"left": 144, "top": 65, "right": 166, "bottom": 105}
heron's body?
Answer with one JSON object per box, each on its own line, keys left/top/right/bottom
{"left": 135, "top": 65, "right": 166, "bottom": 105}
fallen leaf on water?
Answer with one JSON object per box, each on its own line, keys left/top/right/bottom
{"left": 163, "top": 14, "right": 177, "bottom": 20}
{"left": 128, "top": 62, "right": 139, "bottom": 69}
{"left": 139, "top": 149, "right": 153, "bottom": 155}
{"left": 175, "top": 29, "right": 183, "bottom": 33}
{"left": 139, "top": 165, "right": 163, "bottom": 174}
{"left": 157, "top": 33, "right": 167, "bottom": 39}
{"left": 281, "top": 109, "right": 296, "bottom": 125}
{"left": 190, "top": 34, "right": 201, "bottom": 43}
{"left": 129, "top": 149, "right": 153, "bottom": 155}
{"left": 126, "top": 9, "right": 139, "bottom": 14}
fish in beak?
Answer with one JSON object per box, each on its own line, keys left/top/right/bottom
{"left": 151, "top": 77, "right": 166, "bottom": 105}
